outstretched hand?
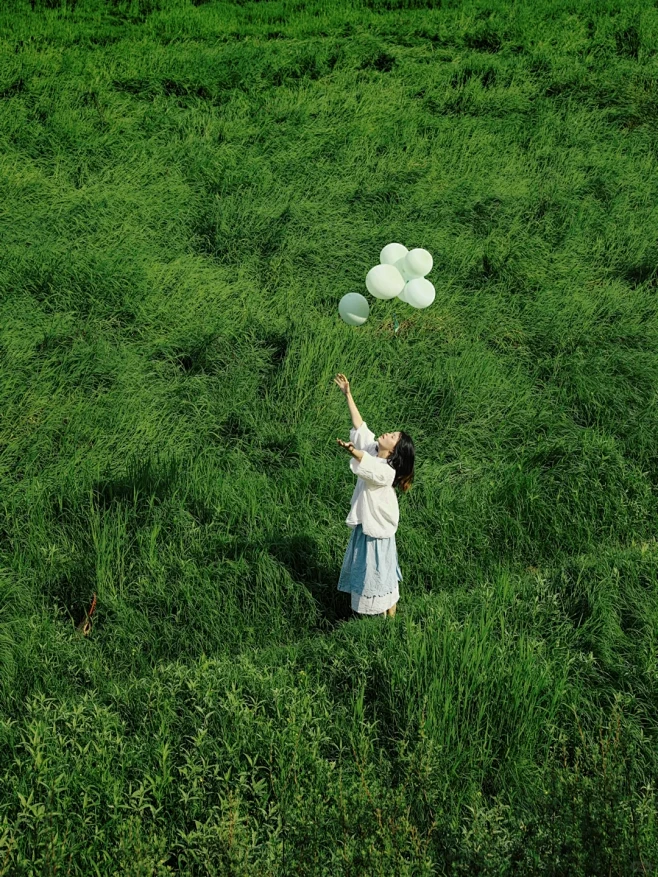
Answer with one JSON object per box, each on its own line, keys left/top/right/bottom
{"left": 333, "top": 373, "right": 350, "bottom": 396}
{"left": 336, "top": 438, "right": 357, "bottom": 457}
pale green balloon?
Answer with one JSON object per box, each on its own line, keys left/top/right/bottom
{"left": 394, "top": 256, "right": 414, "bottom": 282}
{"left": 365, "top": 264, "right": 405, "bottom": 300}
{"left": 404, "top": 278, "right": 435, "bottom": 309}
{"left": 380, "top": 243, "right": 408, "bottom": 265}
{"left": 403, "top": 248, "right": 433, "bottom": 278}
{"left": 338, "top": 292, "right": 370, "bottom": 325}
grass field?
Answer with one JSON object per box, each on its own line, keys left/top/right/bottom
{"left": 1, "top": 0, "right": 658, "bottom": 872}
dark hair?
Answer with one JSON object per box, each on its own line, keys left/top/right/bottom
{"left": 386, "top": 431, "right": 415, "bottom": 493}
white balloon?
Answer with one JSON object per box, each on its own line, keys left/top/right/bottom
{"left": 403, "top": 248, "right": 433, "bottom": 278}
{"left": 394, "top": 256, "right": 414, "bottom": 283}
{"left": 338, "top": 292, "right": 370, "bottom": 326}
{"left": 404, "top": 278, "right": 435, "bottom": 309}
{"left": 365, "top": 264, "right": 405, "bottom": 300}
{"left": 379, "top": 243, "right": 408, "bottom": 265}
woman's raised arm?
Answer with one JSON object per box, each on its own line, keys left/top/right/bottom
{"left": 334, "top": 374, "right": 363, "bottom": 429}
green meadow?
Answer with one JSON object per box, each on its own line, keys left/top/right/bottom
{"left": 2, "top": 0, "right": 658, "bottom": 872}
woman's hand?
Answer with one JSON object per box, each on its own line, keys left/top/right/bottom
{"left": 333, "top": 373, "right": 350, "bottom": 396}
{"left": 336, "top": 438, "right": 362, "bottom": 461}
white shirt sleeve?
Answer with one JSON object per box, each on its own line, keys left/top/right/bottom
{"left": 350, "top": 421, "right": 378, "bottom": 455}
{"left": 349, "top": 422, "right": 379, "bottom": 477}
{"left": 354, "top": 452, "right": 395, "bottom": 488}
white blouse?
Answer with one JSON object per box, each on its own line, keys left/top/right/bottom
{"left": 344, "top": 422, "right": 400, "bottom": 539}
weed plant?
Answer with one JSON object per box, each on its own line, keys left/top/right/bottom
{"left": 1, "top": 0, "right": 658, "bottom": 873}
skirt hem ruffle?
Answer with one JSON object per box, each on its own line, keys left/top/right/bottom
{"left": 346, "top": 584, "right": 399, "bottom": 615}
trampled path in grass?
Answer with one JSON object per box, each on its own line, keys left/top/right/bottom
{"left": 1, "top": 0, "right": 658, "bottom": 873}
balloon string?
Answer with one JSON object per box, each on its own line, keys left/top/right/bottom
{"left": 392, "top": 310, "right": 400, "bottom": 334}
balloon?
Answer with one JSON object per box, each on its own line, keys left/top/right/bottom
{"left": 403, "top": 278, "right": 435, "bottom": 309}
{"left": 380, "top": 243, "right": 408, "bottom": 265}
{"left": 403, "top": 248, "right": 433, "bottom": 278}
{"left": 394, "top": 256, "right": 414, "bottom": 283}
{"left": 365, "top": 264, "right": 405, "bottom": 300}
{"left": 338, "top": 292, "right": 370, "bottom": 326}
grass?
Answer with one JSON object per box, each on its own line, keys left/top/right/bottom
{"left": 1, "top": 0, "right": 658, "bottom": 872}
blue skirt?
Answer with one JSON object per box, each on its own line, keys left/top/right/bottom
{"left": 338, "top": 524, "right": 402, "bottom": 615}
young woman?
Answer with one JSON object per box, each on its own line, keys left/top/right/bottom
{"left": 334, "top": 373, "right": 415, "bottom": 618}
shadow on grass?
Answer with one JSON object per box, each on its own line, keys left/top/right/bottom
{"left": 268, "top": 534, "right": 353, "bottom": 628}
{"left": 42, "top": 560, "right": 98, "bottom": 632}
{"left": 223, "top": 534, "right": 352, "bottom": 630}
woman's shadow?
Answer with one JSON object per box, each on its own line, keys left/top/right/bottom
{"left": 228, "top": 534, "right": 353, "bottom": 628}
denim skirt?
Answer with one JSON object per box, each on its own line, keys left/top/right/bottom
{"left": 338, "top": 523, "right": 402, "bottom": 615}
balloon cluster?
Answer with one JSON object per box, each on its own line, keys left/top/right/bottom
{"left": 338, "top": 243, "right": 435, "bottom": 327}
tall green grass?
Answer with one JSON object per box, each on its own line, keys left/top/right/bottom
{"left": 1, "top": 0, "right": 658, "bottom": 871}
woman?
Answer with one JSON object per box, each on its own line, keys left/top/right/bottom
{"left": 334, "top": 373, "right": 415, "bottom": 618}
